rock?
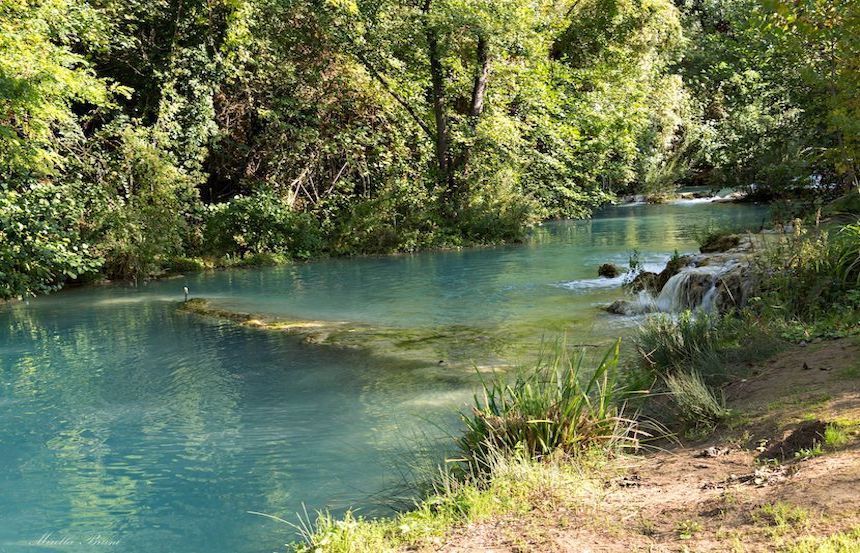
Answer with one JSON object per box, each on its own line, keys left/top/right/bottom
{"left": 712, "top": 191, "right": 748, "bottom": 203}
{"left": 598, "top": 263, "right": 621, "bottom": 278}
{"left": 758, "top": 420, "right": 829, "bottom": 461}
{"left": 626, "top": 271, "right": 659, "bottom": 293}
{"left": 696, "top": 446, "right": 732, "bottom": 458}
{"left": 713, "top": 264, "right": 757, "bottom": 312}
{"left": 605, "top": 299, "right": 655, "bottom": 316}
{"left": 700, "top": 233, "right": 741, "bottom": 253}
{"left": 605, "top": 300, "right": 634, "bottom": 315}
{"left": 655, "top": 255, "right": 695, "bottom": 290}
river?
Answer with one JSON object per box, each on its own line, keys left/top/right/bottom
{"left": 0, "top": 200, "right": 767, "bottom": 553}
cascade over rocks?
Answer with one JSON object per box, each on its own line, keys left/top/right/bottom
{"left": 624, "top": 255, "right": 695, "bottom": 295}
{"left": 607, "top": 236, "right": 759, "bottom": 315}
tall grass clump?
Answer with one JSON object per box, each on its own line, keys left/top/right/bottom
{"left": 664, "top": 370, "right": 728, "bottom": 430}
{"left": 632, "top": 311, "right": 776, "bottom": 435}
{"left": 634, "top": 311, "right": 731, "bottom": 384}
{"left": 458, "top": 339, "right": 643, "bottom": 469}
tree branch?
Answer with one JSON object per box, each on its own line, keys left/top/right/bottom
{"left": 353, "top": 51, "right": 435, "bottom": 141}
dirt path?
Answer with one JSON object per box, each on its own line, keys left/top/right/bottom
{"left": 431, "top": 337, "right": 860, "bottom": 552}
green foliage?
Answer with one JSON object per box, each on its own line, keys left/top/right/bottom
{"left": 73, "top": 125, "right": 199, "bottom": 280}
{"left": 204, "top": 191, "right": 323, "bottom": 259}
{"left": 3, "top": 0, "right": 860, "bottom": 299}
{"left": 458, "top": 340, "right": 640, "bottom": 466}
{"left": 0, "top": 185, "right": 101, "bottom": 298}
{"left": 754, "top": 221, "right": 860, "bottom": 336}
{"left": 679, "top": 0, "right": 860, "bottom": 195}
{"left": 0, "top": 0, "right": 111, "bottom": 181}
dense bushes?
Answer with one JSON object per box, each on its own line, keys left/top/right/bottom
{"left": 0, "top": 185, "right": 102, "bottom": 299}
{"left": 754, "top": 221, "right": 860, "bottom": 338}
{"left": 204, "top": 192, "right": 323, "bottom": 259}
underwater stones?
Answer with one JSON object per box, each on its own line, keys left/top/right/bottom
{"left": 598, "top": 263, "right": 622, "bottom": 278}
{"left": 606, "top": 300, "right": 641, "bottom": 316}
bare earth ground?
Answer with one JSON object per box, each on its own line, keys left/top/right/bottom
{"left": 430, "top": 337, "right": 860, "bottom": 552}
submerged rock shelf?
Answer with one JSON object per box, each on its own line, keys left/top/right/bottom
{"left": 178, "top": 298, "right": 523, "bottom": 370}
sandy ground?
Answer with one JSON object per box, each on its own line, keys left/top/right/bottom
{"left": 430, "top": 337, "right": 860, "bottom": 552}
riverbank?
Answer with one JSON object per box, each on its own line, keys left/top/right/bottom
{"left": 440, "top": 337, "right": 860, "bottom": 552}
{"left": 287, "top": 336, "right": 860, "bottom": 552}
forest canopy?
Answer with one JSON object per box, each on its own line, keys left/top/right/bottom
{"left": 1, "top": 0, "right": 858, "bottom": 298}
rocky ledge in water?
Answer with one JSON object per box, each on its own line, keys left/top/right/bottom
{"left": 178, "top": 298, "right": 524, "bottom": 370}
{"left": 606, "top": 233, "right": 760, "bottom": 316}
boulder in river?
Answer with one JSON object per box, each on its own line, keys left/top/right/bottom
{"left": 700, "top": 233, "right": 741, "bottom": 253}
{"left": 626, "top": 271, "right": 659, "bottom": 293}
{"left": 605, "top": 299, "right": 653, "bottom": 316}
{"left": 712, "top": 264, "right": 757, "bottom": 312}
{"left": 657, "top": 255, "right": 695, "bottom": 288}
{"left": 598, "top": 263, "right": 622, "bottom": 278}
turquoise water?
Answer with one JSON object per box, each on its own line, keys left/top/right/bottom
{"left": 0, "top": 201, "right": 767, "bottom": 553}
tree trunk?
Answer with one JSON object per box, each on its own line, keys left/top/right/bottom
{"left": 422, "top": 0, "right": 450, "bottom": 186}
{"left": 469, "top": 35, "right": 490, "bottom": 117}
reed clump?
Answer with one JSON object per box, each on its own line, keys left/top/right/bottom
{"left": 458, "top": 339, "right": 643, "bottom": 470}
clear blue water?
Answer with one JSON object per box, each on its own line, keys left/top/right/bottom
{"left": 0, "top": 201, "right": 767, "bottom": 553}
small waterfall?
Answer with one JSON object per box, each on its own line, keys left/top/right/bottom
{"left": 617, "top": 263, "right": 738, "bottom": 315}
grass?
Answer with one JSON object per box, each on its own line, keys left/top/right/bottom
{"left": 823, "top": 424, "right": 850, "bottom": 448}
{"left": 753, "top": 221, "right": 860, "bottom": 340}
{"left": 631, "top": 310, "right": 776, "bottom": 435}
{"left": 676, "top": 519, "right": 703, "bottom": 540}
{"left": 634, "top": 311, "right": 777, "bottom": 385}
{"left": 288, "top": 449, "right": 607, "bottom": 553}
{"left": 785, "top": 526, "right": 860, "bottom": 552}
{"left": 286, "top": 341, "right": 639, "bottom": 552}
{"left": 753, "top": 501, "right": 810, "bottom": 530}
{"left": 664, "top": 369, "right": 729, "bottom": 430}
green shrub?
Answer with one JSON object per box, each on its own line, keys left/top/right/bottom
{"left": 74, "top": 125, "right": 199, "bottom": 281}
{"left": 458, "top": 340, "right": 641, "bottom": 468}
{"left": 164, "top": 256, "right": 212, "bottom": 273}
{"left": 0, "top": 185, "right": 102, "bottom": 299}
{"left": 204, "top": 191, "right": 323, "bottom": 259}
